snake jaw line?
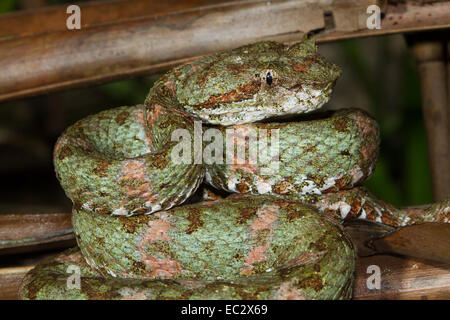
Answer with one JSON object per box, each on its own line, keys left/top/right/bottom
{"left": 194, "top": 84, "right": 331, "bottom": 126}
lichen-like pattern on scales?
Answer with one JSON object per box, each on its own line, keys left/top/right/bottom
{"left": 21, "top": 38, "right": 450, "bottom": 300}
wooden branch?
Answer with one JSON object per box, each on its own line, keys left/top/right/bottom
{"left": 353, "top": 254, "right": 450, "bottom": 299}
{"left": 407, "top": 32, "right": 450, "bottom": 201}
{"left": 345, "top": 220, "right": 450, "bottom": 263}
{"left": 0, "top": 213, "right": 74, "bottom": 254}
{"left": 0, "top": 0, "right": 231, "bottom": 41}
{"left": 447, "top": 38, "right": 450, "bottom": 158}
{"left": 370, "top": 223, "right": 450, "bottom": 264}
{"left": 320, "top": 1, "right": 450, "bottom": 41}
{"left": 0, "top": 266, "right": 34, "bottom": 300}
{"left": 1, "top": 254, "right": 448, "bottom": 299}
{"left": 0, "top": 0, "right": 449, "bottom": 102}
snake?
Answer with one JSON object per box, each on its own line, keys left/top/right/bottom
{"left": 21, "top": 38, "right": 449, "bottom": 300}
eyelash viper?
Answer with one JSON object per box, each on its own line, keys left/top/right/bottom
{"left": 21, "top": 38, "right": 449, "bottom": 300}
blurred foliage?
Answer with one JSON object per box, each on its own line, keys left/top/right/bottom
{"left": 0, "top": 0, "right": 433, "bottom": 208}
{"left": 338, "top": 39, "right": 432, "bottom": 206}
{"left": 0, "top": 0, "right": 17, "bottom": 13}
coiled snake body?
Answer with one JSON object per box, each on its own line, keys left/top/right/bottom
{"left": 21, "top": 39, "right": 449, "bottom": 300}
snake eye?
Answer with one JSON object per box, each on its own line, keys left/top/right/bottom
{"left": 266, "top": 72, "right": 273, "bottom": 85}
{"left": 260, "top": 69, "right": 277, "bottom": 87}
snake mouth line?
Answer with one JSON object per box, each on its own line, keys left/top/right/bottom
{"left": 260, "top": 109, "right": 336, "bottom": 124}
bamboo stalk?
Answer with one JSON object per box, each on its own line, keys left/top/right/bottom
{"left": 0, "top": 0, "right": 448, "bottom": 102}
{"left": 0, "top": 266, "right": 34, "bottom": 300}
{"left": 407, "top": 32, "right": 450, "bottom": 201}
{"left": 353, "top": 254, "right": 450, "bottom": 299}
{"left": 0, "top": 213, "right": 74, "bottom": 253}
{"left": 0, "top": 0, "right": 230, "bottom": 41}
{"left": 447, "top": 38, "right": 450, "bottom": 149}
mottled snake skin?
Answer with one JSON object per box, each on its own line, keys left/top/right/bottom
{"left": 53, "top": 104, "right": 203, "bottom": 216}
{"left": 21, "top": 38, "right": 449, "bottom": 300}
{"left": 205, "top": 109, "right": 379, "bottom": 196}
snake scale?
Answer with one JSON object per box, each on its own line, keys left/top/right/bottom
{"left": 21, "top": 38, "right": 449, "bottom": 300}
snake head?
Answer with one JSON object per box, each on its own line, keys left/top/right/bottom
{"left": 167, "top": 38, "right": 342, "bottom": 125}
{"left": 285, "top": 37, "right": 342, "bottom": 89}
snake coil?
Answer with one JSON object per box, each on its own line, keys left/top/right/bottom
{"left": 21, "top": 39, "right": 449, "bottom": 300}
